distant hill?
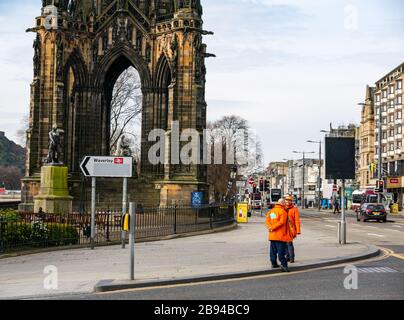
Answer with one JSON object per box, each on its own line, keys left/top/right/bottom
{"left": 0, "top": 131, "right": 25, "bottom": 174}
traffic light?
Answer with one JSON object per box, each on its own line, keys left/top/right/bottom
{"left": 376, "top": 180, "right": 384, "bottom": 193}
{"left": 259, "top": 179, "right": 264, "bottom": 192}
{"left": 253, "top": 183, "right": 257, "bottom": 194}
{"left": 264, "top": 179, "right": 270, "bottom": 192}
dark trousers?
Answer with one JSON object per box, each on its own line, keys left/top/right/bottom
{"left": 286, "top": 242, "right": 295, "bottom": 260}
{"left": 270, "top": 241, "right": 288, "bottom": 267}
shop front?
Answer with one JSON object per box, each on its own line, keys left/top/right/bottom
{"left": 386, "top": 177, "right": 404, "bottom": 210}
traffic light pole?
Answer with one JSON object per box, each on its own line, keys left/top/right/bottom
{"left": 260, "top": 190, "right": 263, "bottom": 217}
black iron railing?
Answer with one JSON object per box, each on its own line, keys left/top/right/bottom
{"left": 0, "top": 204, "right": 235, "bottom": 253}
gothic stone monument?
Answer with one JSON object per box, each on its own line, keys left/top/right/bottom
{"left": 20, "top": 0, "right": 212, "bottom": 211}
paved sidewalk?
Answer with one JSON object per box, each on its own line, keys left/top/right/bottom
{"left": 0, "top": 215, "right": 377, "bottom": 299}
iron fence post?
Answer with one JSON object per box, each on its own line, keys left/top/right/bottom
{"left": 106, "top": 212, "right": 110, "bottom": 242}
{"left": 210, "top": 207, "right": 214, "bottom": 229}
{"left": 0, "top": 217, "right": 3, "bottom": 253}
{"left": 174, "top": 205, "right": 178, "bottom": 234}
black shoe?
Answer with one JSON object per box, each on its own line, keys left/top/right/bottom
{"left": 290, "top": 259, "right": 295, "bottom": 263}
{"left": 281, "top": 266, "right": 290, "bottom": 273}
{"left": 286, "top": 257, "right": 291, "bottom": 262}
{"left": 272, "top": 264, "right": 280, "bottom": 269}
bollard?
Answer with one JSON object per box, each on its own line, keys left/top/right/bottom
{"left": 129, "top": 202, "right": 136, "bottom": 281}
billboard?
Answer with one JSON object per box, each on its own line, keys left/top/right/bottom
{"left": 325, "top": 137, "right": 355, "bottom": 180}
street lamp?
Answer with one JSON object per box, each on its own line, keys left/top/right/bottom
{"left": 293, "top": 151, "right": 315, "bottom": 209}
{"left": 307, "top": 140, "right": 323, "bottom": 211}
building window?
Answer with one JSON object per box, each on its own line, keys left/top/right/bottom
{"left": 398, "top": 126, "right": 402, "bottom": 134}
{"left": 390, "top": 100, "right": 395, "bottom": 108}
{"left": 383, "top": 132, "right": 387, "bottom": 139}
{"left": 389, "top": 85, "right": 395, "bottom": 94}
{"left": 397, "top": 81, "right": 402, "bottom": 90}
{"left": 398, "top": 96, "right": 402, "bottom": 105}
{"left": 376, "top": 94, "right": 381, "bottom": 102}
{"left": 389, "top": 129, "right": 394, "bottom": 137}
{"left": 397, "top": 111, "right": 402, "bottom": 120}
{"left": 383, "top": 117, "right": 387, "bottom": 124}
{"left": 383, "top": 90, "right": 387, "bottom": 98}
{"left": 397, "top": 141, "right": 402, "bottom": 149}
{"left": 390, "top": 114, "right": 394, "bottom": 122}
{"left": 383, "top": 145, "right": 387, "bottom": 153}
{"left": 390, "top": 143, "right": 394, "bottom": 151}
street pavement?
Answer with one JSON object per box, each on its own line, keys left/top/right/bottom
{"left": 0, "top": 210, "right": 378, "bottom": 300}
{"left": 58, "top": 256, "right": 403, "bottom": 300}
{"left": 44, "top": 209, "right": 404, "bottom": 300}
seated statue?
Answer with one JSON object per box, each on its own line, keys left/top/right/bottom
{"left": 115, "top": 135, "right": 133, "bottom": 157}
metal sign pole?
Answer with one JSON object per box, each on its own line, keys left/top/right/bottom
{"left": 91, "top": 177, "right": 96, "bottom": 250}
{"left": 122, "top": 177, "right": 128, "bottom": 249}
{"left": 341, "top": 179, "right": 347, "bottom": 245}
{"left": 129, "top": 202, "right": 136, "bottom": 280}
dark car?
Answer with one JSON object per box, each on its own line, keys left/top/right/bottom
{"left": 357, "top": 203, "right": 387, "bottom": 223}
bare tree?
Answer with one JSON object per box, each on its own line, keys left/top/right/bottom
{"left": 210, "top": 115, "right": 263, "bottom": 172}
{"left": 206, "top": 116, "right": 264, "bottom": 201}
{"left": 109, "top": 67, "right": 142, "bottom": 156}
{"left": 15, "top": 113, "right": 29, "bottom": 148}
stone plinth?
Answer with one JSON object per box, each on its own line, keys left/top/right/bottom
{"left": 34, "top": 165, "right": 73, "bottom": 214}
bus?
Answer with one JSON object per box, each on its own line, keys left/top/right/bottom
{"left": 249, "top": 193, "right": 262, "bottom": 210}
{"left": 267, "top": 189, "right": 282, "bottom": 208}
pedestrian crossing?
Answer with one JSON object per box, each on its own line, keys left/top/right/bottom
{"left": 357, "top": 267, "right": 398, "bottom": 273}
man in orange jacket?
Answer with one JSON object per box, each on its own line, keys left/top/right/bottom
{"left": 265, "top": 198, "right": 292, "bottom": 272}
{"left": 285, "top": 195, "right": 301, "bottom": 263}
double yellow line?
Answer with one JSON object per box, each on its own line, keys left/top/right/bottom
{"left": 381, "top": 247, "right": 404, "bottom": 260}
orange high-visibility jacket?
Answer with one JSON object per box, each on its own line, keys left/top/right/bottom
{"left": 286, "top": 205, "right": 301, "bottom": 239}
{"left": 265, "top": 204, "right": 292, "bottom": 242}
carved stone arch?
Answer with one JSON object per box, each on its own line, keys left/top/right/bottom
{"left": 94, "top": 43, "right": 151, "bottom": 91}
{"left": 62, "top": 49, "right": 88, "bottom": 171}
{"left": 63, "top": 49, "right": 88, "bottom": 87}
{"left": 91, "top": 43, "right": 151, "bottom": 156}
{"left": 153, "top": 54, "right": 173, "bottom": 133}
{"left": 155, "top": 53, "right": 172, "bottom": 89}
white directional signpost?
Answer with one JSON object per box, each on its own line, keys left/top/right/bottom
{"left": 80, "top": 156, "right": 133, "bottom": 250}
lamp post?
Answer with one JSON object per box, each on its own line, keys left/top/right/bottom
{"left": 293, "top": 151, "right": 315, "bottom": 209}
{"left": 307, "top": 140, "right": 323, "bottom": 211}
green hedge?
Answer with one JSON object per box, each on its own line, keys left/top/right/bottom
{"left": 0, "top": 220, "right": 80, "bottom": 252}
{"left": 0, "top": 209, "right": 18, "bottom": 221}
